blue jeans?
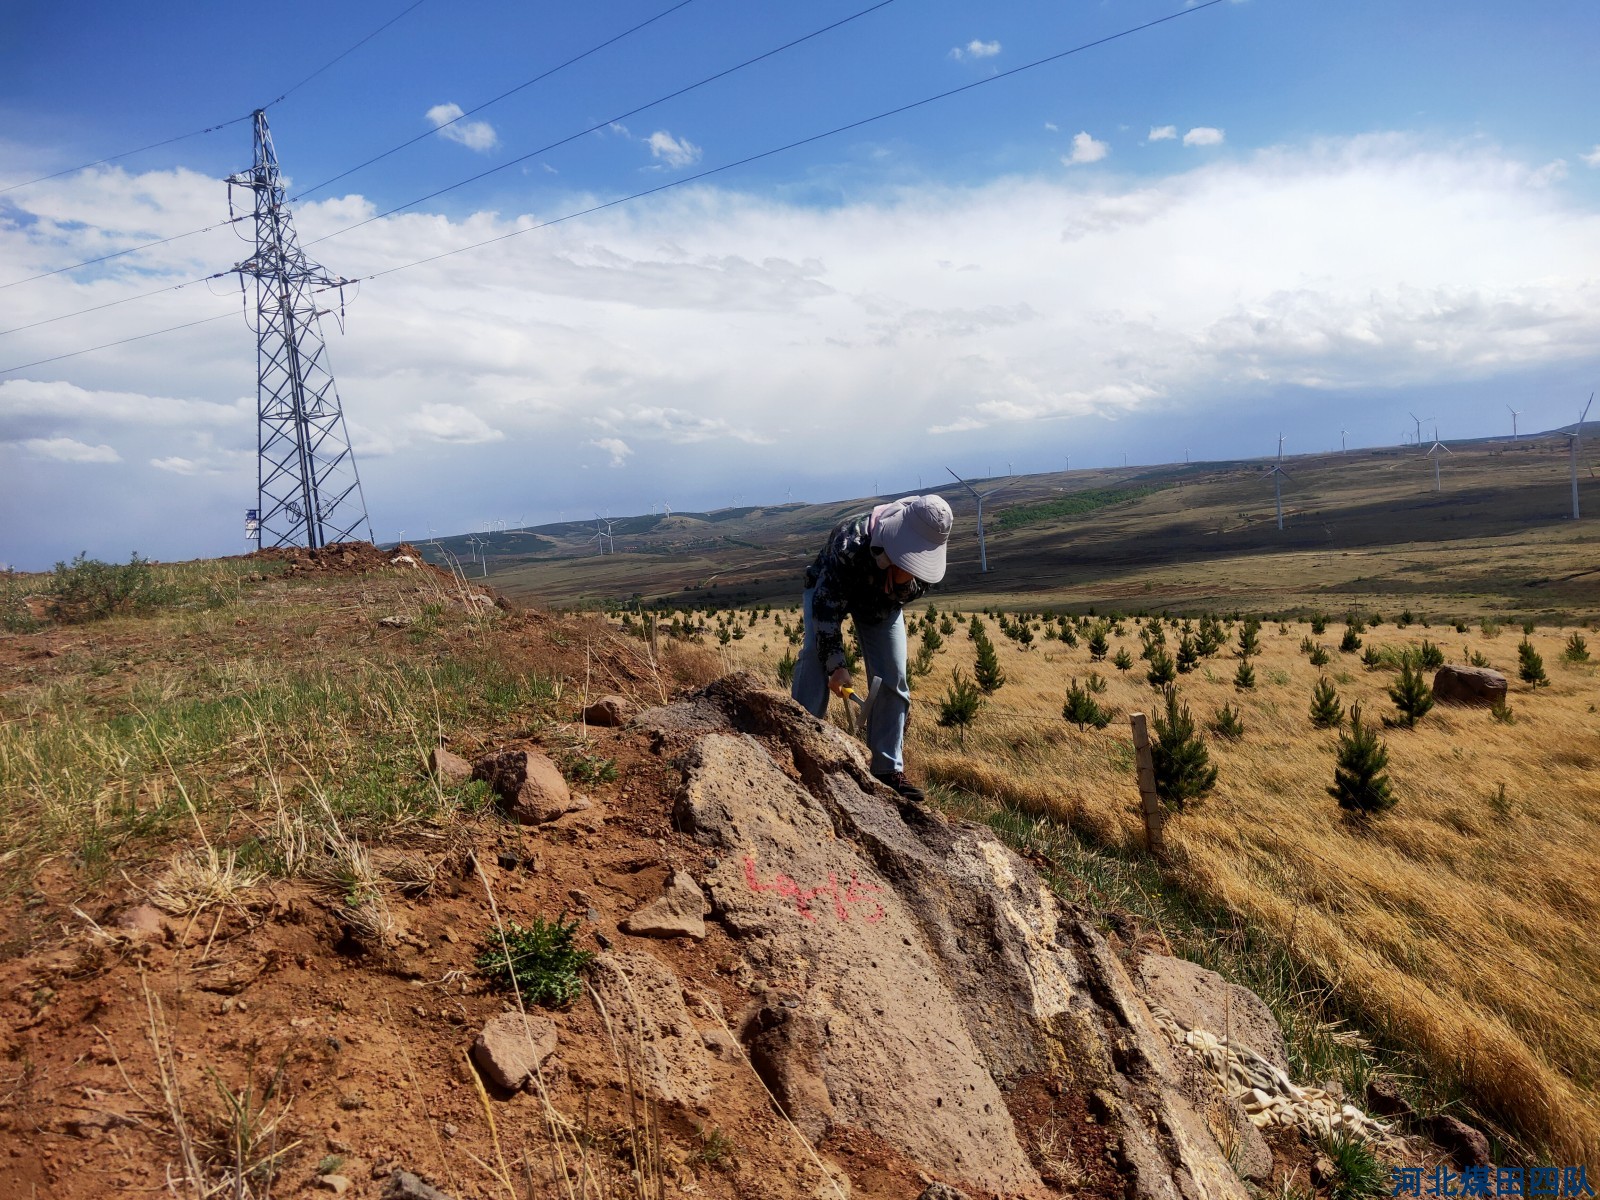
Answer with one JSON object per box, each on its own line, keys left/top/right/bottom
{"left": 791, "top": 587, "right": 911, "bottom": 776}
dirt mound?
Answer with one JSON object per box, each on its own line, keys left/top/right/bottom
{"left": 253, "top": 541, "right": 460, "bottom": 590}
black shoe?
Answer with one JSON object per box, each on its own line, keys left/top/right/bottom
{"left": 872, "top": 770, "right": 926, "bottom": 804}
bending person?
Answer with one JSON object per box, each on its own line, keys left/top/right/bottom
{"left": 791, "top": 493, "right": 954, "bottom": 802}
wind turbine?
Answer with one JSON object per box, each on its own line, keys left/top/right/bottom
{"left": 1408, "top": 412, "right": 1432, "bottom": 453}
{"left": 1340, "top": 429, "right": 1347, "bottom": 455}
{"left": 1425, "top": 425, "right": 1453, "bottom": 492}
{"left": 1565, "top": 393, "right": 1595, "bottom": 519}
{"left": 1508, "top": 405, "right": 1522, "bottom": 442}
{"left": 1265, "top": 434, "right": 1291, "bottom": 530}
{"left": 588, "top": 517, "right": 614, "bottom": 555}
{"left": 946, "top": 466, "right": 1013, "bottom": 573}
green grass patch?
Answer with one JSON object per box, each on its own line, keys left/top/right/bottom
{"left": 993, "top": 486, "right": 1166, "bottom": 532}
{"left": 475, "top": 914, "right": 595, "bottom": 1007}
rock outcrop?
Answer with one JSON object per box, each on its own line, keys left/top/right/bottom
{"left": 637, "top": 673, "right": 1253, "bottom": 1200}
{"left": 1432, "top": 665, "right": 1507, "bottom": 706}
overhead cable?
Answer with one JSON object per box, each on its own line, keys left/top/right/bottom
{"left": 0, "top": 311, "right": 236, "bottom": 375}
{"left": 340, "top": 0, "right": 1224, "bottom": 282}
{"left": 303, "top": 0, "right": 902, "bottom": 248}
{"left": 0, "top": 0, "right": 429, "bottom": 196}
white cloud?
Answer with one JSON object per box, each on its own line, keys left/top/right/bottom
{"left": 592, "top": 437, "right": 633, "bottom": 467}
{"left": 1529, "top": 159, "right": 1568, "bottom": 187}
{"left": 1583, "top": 145, "right": 1600, "bottom": 168}
{"left": 647, "top": 130, "right": 702, "bottom": 169}
{"left": 1183, "top": 126, "right": 1226, "bottom": 147}
{"left": 948, "top": 39, "right": 999, "bottom": 60}
{"left": 426, "top": 103, "right": 499, "bottom": 153}
{"left": 1149, "top": 125, "right": 1178, "bottom": 141}
{"left": 1044, "top": 122, "right": 1059, "bottom": 133}
{"left": 405, "top": 404, "right": 504, "bottom": 444}
{"left": 20, "top": 436, "right": 120, "bottom": 463}
{"left": 151, "top": 456, "right": 203, "bottom": 475}
{"left": 1063, "top": 132, "right": 1109, "bottom": 166}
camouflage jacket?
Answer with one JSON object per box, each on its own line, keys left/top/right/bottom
{"left": 804, "top": 511, "right": 928, "bottom": 674}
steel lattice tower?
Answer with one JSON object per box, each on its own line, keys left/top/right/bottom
{"left": 228, "top": 109, "right": 372, "bottom": 549}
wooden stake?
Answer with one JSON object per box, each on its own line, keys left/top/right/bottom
{"left": 1130, "top": 712, "right": 1165, "bottom": 860}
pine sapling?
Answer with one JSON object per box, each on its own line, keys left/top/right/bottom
{"left": 1233, "top": 658, "right": 1256, "bottom": 690}
{"left": 973, "top": 631, "right": 1006, "bottom": 694}
{"left": 1113, "top": 647, "right": 1134, "bottom": 671}
{"left": 1308, "top": 644, "right": 1331, "bottom": 667}
{"left": 1210, "top": 702, "right": 1245, "bottom": 741}
{"left": 1146, "top": 647, "right": 1176, "bottom": 688}
{"left": 1387, "top": 658, "right": 1434, "bottom": 728}
{"left": 1087, "top": 625, "right": 1109, "bottom": 661}
{"left": 937, "top": 669, "right": 984, "bottom": 747}
{"left": 1237, "top": 621, "right": 1261, "bottom": 659}
{"left": 1329, "top": 703, "right": 1396, "bottom": 817}
{"left": 1416, "top": 639, "right": 1444, "bottom": 670}
{"left": 1340, "top": 626, "right": 1363, "bottom": 653}
{"left": 1062, "top": 678, "right": 1112, "bottom": 730}
{"left": 1176, "top": 634, "right": 1200, "bottom": 674}
{"left": 1151, "top": 685, "right": 1218, "bottom": 811}
{"left": 1563, "top": 632, "right": 1589, "bottom": 663}
{"left": 1309, "top": 676, "right": 1345, "bottom": 729}
{"left": 1517, "top": 639, "right": 1548, "bottom": 687}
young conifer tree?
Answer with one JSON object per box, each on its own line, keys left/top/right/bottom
{"left": 1564, "top": 632, "right": 1590, "bottom": 663}
{"left": 1237, "top": 620, "right": 1261, "bottom": 659}
{"left": 1210, "top": 701, "right": 1245, "bottom": 740}
{"left": 1113, "top": 647, "right": 1134, "bottom": 672}
{"left": 1387, "top": 657, "right": 1434, "bottom": 728}
{"left": 1146, "top": 647, "right": 1176, "bottom": 687}
{"left": 1518, "top": 638, "right": 1549, "bottom": 687}
{"left": 1062, "top": 678, "right": 1111, "bottom": 730}
{"left": 1151, "top": 685, "right": 1218, "bottom": 811}
{"left": 1087, "top": 625, "right": 1109, "bottom": 661}
{"left": 1329, "top": 703, "right": 1396, "bottom": 817}
{"left": 973, "top": 630, "right": 1006, "bottom": 694}
{"left": 1233, "top": 657, "right": 1256, "bottom": 690}
{"left": 937, "top": 669, "right": 984, "bottom": 747}
{"left": 1309, "top": 676, "right": 1344, "bottom": 729}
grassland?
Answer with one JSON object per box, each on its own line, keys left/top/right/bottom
{"left": 712, "top": 606, "right": 1600, "bottom": 1163}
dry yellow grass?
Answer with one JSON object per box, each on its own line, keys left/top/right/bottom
{"left": 720, "top": 610, "right": 1600, "bottom": 1162}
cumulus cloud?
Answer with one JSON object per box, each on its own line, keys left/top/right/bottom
{"left": 647, "top": 131, "right": 702, "bottom": 169}
{"left": 949, "top": 39, "right": 1000, "bottom": 60}
{"left": 1584, "top": 145, "right": 1600, "bottom": 168}
{"left": 1063, "top": 132, "right": 1109, "bottom": 166}
{"left": 1183, "top": 127, "right": 1225, "bottom": 147}
{"left": 1044, "top": 122, "right": 1058, "bottom": 132}
{"left": 592, "top": 437, "right": 633, "bottom": 467}
{"left": 426, "top": 103, "right": 499, "bottom": 152}
{"left": 20, "top": 436, "right": 119, "bottom": 463}
{"left": 1149, "top": 125, "right": 1178, "bottom": 141}
{"left": 1529, "top": 159, "right": 1569, "bottom": 187}
{"left": 151, "top": 456, "right": 203, "bottom": 474}
{"left": 405, "top": 404, "right": 504, "bottom": 444}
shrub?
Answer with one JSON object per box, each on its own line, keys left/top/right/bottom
{"left": 1308, "top": 644, "right": 1331, "bottom": 667}
{"left": 476, "top": 915, "right": 594, "bottom": 1007}
{"left": 1416, "top": 639, "right": 1444, "bottom": 670}
{"left": 1479, "top": 617, "right": 1500, "bottom": 639}
{"left": 1087, "top": 625, "right": 1109, "bottom": 661}
{"left": 1564, "top": 632, "right": 1589, "bottom": 663}
{"left": 777, "top": 647, "right": 796, "bottom": 686}
{"left": 936, "top": 669, "right": 984, "bottom": 746}
{"left": 1300, "top": 636, "right": 1318, "bottom": 656}
{"left": 1310, "top": 614, "right": 1327, "bottom": 635}
{"left": 920, "top": 623, "right": 944, "bottom": 654}
{"left": 1062, "top": 678, "right": 1112, "bottom": 731}
{"left": 1146, "top": 648, "right": 1176, "bottom": 688}
{"left": 1016, "top": 623, "right": 1034, "bottom": 650}
{"left": 1085, "top": 670, "right": 1108, "bottom": 694}
{"left": 48, "top": 552, "right": 177, "bottom": 623}
{"left": 1309, "top": 677, "right": 1345, "bottom": 729}
{"left": 1517, "top": 639, "right": 1548, "bottom": 687}
{"left": 1468, "top": 649, "right": 1491, "bottom": 668}
{"left": 1387, "top": 659, "right": 1434, "bottom": 728}
{"left": 1237, "top": 621, "right": 1261, "bottom": 659}
{"left": 1233, "top": 658, "right": 1256, "bottom": 690}
{"left": 973, "top": 631, "right": 1006, "bottom": 694}
{"left": 1328, "top": 704, "right": 1395, "bottom": 818}
{"left": 1360, "top": 646, "right": 1381, "bottom": 670}
{"left": 1176, "top": 634, "right": 1200, "bottom": 674}
{"left": 1339, "top": 626, "right": 1362, "bottom": 653}
{"left": 1210, "top": 702, "right": 1245, "bottom": 741}
{"left": 967, "top": 615, "right": 986, "bottom": 641}
{"left": 1491, "top": 700, "right": 1515, "bottom": 725}
{"left": 1521, "top": 619, "right": 1535, "bottom": 635}
{"left": 1113, "top": 647, "right": 1134, "bottom": 672}
{"left": 1151, "top": 685, "right": 1217, "bottom": 811}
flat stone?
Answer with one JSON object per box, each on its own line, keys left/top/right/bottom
{"left": 618, "top": 868, "right": 708, "bottom": 940}
{"left": 112, "top": 904, "right": 165, "bottom": 940}
{"left": 381, "top": 1171, "right": 457, "bottom": 1200}
{"left": 471, "top": 748, "right": 578, "bottom": 824}
{"left": 378, "top": 615, "right": 408, "bottom": 629}
{"left": 316, "top": 1176, "right": 351, "bottom": 1195}
{"left": 427, "top": 746, "right": 472, "bottom": 785}
{"left": 471, "top": 1011, "right": 558, "bottom": 1091}
{"left": 919, "top": 1185, "right": 972, "bottom": 1200}
{"left": 582, "top": 695, "right": 635, "bottom": 727}
{"left": 1135, "top": 954, "right": 1289, "bottom": 1074}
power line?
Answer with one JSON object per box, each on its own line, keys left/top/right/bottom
{"left": 337, "top": 0, "right": 1224, "bottom": 283}
{"left": 303, "top": 0, "right": 903, "bottom": 249}
{"left": 0, "top": 0, "right": 428, "bottom": 197}
{"left": 1, "top": 0, "right": 696, "bottom": 292}
{"left": 0, "top": 271, "right": 230, "bottom": 337}
{"left": 291, "top": 0, "right": 700, "bottom": 203}
{"left": 0, "top": 311, "right": 235, "bottom": 375}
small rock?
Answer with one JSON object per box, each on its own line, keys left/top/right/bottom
{"left": 700, "top": 1027, "right": 741, "bottom": 1061}
{"left": 496, "top": 851, "right": 519, "bottom": 871}
{"left": 112, "top": 905, "right": 166, "bottom": 940}
{"left": 441, "top": 1122, "right": 458, "bottom": 1138}
{"left": 919, "top": 1184, "right": 972, "bottom": 1200}
{"left": 317, "top": 1176, "right": 351, "bottom": 1196}
{"left": 1365, "top": 1078, "right": 1414, "bottom": 1121}
{"left": 382, "top": 1170, "right": 458, "bottom": 1200}
{"left": 471, "top": 749, "right": 580, "bottom": 824}
{"left": 472, "top": 1011, "right": 558, "bottom": 1091}
{"left": 427, "top": 746, "right": 472, "bottom": 785}
{"left": 618, "top": 868, "right": 708, "bottom": 940}
{"left": 1311, "top": 1154, "right": 1336, "bottom": 1186}
{"left": 1425, "top": 1113, "right": 1491, "bottom": 1168}
{"left": 581, "top": 695, "right": 635, "bottom": 727}
{"left": 378, "top": 615, "right": 408, "bottom": 629}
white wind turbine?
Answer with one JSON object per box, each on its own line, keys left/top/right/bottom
{"left": 1340, "top": 429, "right": 1348, "bottom": 455}
{"left": 1265, "top": 434, "right": 1291, "bottom": 530}
{"left": 588, "top": 517, "right": 613, "bottom": 555}
{"left": 1425, "top": 424, "right": 1453, "bottom": 492}
{"left": 1564, "top": 393, "right": 1595, "bottom": 519}
{"left": 946, "top": 466, "right": 1013, "bottom": 573}
{"left": 1508, "top": 405, "right": 1523, "bottom": 442}
{"left": 1409, "top": 412, "right": 1432, "bottom": 453}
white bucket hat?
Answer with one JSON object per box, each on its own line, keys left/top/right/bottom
{"left": 870, "top": 494, "right": 954, "bottom": 583}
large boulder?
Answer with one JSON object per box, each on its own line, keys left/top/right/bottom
{"left": 470, "top": 748, "right": 584, "bottom": 824}
{"left": 1432, "top": 665, "right": 1507, "bottom": 707}
{"left": 637, "top": 673, "right": 1252, "bottom": 1200}
{"left": 1136, "top": 955, "right": 1289, "bottom": 1076}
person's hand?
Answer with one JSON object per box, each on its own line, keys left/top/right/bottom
{"left": 829, "top": 667, "right": 852, "bottom": 697}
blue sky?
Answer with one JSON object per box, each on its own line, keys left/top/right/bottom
{"left": 2, "top": 0, "right": 1599, "bottom": 566}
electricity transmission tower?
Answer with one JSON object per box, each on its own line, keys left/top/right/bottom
{"left": 229, "top": 109, "right": 372, "bottom": 550}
